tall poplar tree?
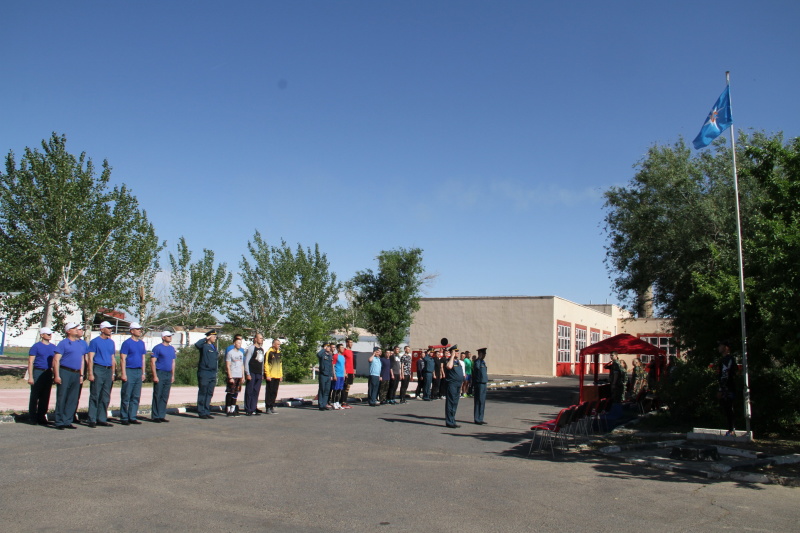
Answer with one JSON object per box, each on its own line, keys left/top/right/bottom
{"left": 0, "top": 133, "right": 161, "bottom": 335}
{"left": 348, "top": 247, "right": 428, "bottom": 350}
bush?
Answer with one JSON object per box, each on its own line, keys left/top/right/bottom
{"left": 657, "top": 359, "right": 800, "bottom": 435}
{"left": 281, "top": 342, "right": 315, "bottom": 383}
{"left": 750, "top": 364, "right": 800, "bottom": 434}
{"left": 173, "top": 345, "right": 200, "bottom": 386}
{"left": 658, "top": 360, "right": 723, "bottom": 427}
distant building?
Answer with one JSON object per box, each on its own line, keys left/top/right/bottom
{"left": 410, "top": 296, "right": 675, "bottom": 377}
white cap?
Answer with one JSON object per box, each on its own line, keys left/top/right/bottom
{"left": 129, "top": 322, "right": 142, "bottom": 330}
{"left": 99, "top": 321, "right": 113, "bottom": 329}
{"left": 65, "top": 322, "right": 79, "bottom": 331}
{"left": 40, "top": 327, "right": 53, "bottom": 335}
{"left": 161, "top": 331, "right": 173, "bottom": 338}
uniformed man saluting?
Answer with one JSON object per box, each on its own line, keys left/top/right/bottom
{"left": 444, "top": 346, "right": 464, "bottom": 428}
{"left": 195, "top": 329, "right": 219, "bottom": 419}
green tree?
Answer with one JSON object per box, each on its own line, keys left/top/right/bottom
{"left": 348, "top": 247, "right": 428, "bottom": 350}
{"left": 230, "top": 232, "right": 343, "bottom": 381}
{"left": 165, "top": 236, "right": 233, "bottom": 343}
{"left": 0, "top": 133, "right": 161, "bottom": 335}
{"left": 603, "top": 132, "right": 800, "bottom": 431}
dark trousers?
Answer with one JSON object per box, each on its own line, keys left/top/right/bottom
{"left": 439, "top": 377, "right": 447, "bottom": 399}
{"left": 444, "top": 379, "right": 461, "bottom": 426}
{"left": 431, "top": 377, "right": 440, "bottom": 399}
{"left": 88, "top": 365, "right": 112, "bottom": 424}
{"left": 342, "top": 374, "right": 354, "bottom": 404}
{"left": 317, "top": 375, "right": 332, "bottom": 410}
{"left": 264, "top": 378, "right": 281, "bottom": 410}
{"left": 225, "top": 378, "right": 242, "bottom": 407}
{"left": 423, "top": 372, "right": 433, "bottom": 400}
{"left": 152, "top": 370, "right": 173, "bottom": 419}
{"left": 388, "top": 378, "right": 399, "bottom": 401}
{"left": 196, "top": 371, "right": 216, "bottom": 416}
{"left": 414, "top": 374, "right": 422, "bottom": 397}
{"left": 120, "top": 367, "right": 143, "bottom": 421}
{"left": 54, "top": 369, "right": 81, "bottom": 427}
{"left": 368, "top": 375, "right": 380, "bottom": 405}
{"left": 244, "top": 373, "right": 263, "bottom": 413}
{"left": 399, "top": 376, "right": 410, "bottom": 401}
{"left": 720, "top": 392, "right": 735, "bottom": 432}
{"left": 378, "top": 380, "right": 390, "bottom": 403}
{"left": 29, "top": 368, "right": 53, "bottom": 422}
{"left": 473, "top": 382, "right": 487, "bottom": 423}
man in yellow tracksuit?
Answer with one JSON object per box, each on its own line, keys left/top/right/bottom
{"left": 264, "top": 339, "right": 283, "bottom": 414}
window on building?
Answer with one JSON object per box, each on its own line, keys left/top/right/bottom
{"left": 575, "top": 326, "right": 587, "bottom": 362}
{"left": 590, "top": 330, "right": 600, "bottom": 345}
{"left": 557, "top": 324, "right": 571, "bottom": 363}
{"left": 639, "top": 336, "right": 676, "bottom": 362}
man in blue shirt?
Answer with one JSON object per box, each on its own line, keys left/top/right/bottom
{"left": 150, "top": 331, "right": 177, "bottom": 423}
{"left": 472, "top": 348, "right": 489, "bottom": 425}
{"left": 119, "top": 322, "right": 147, "bottom": 425}
{"left": 87, "top": 321, "right": 116, "bottom": 428}
{"left": 367, "top": 348, "right": 383, "bottom": 406}
{"left": 27, "top": 327, "right": 56, "bottom": 425}
{"left": 53, "top": 323, "right": 89, "bottom": 429}
{"left": 195, "top": 329, "right": 219, "bottom": 419}
{"left": 316, "top": 343, "right": 334, "bottom": 411}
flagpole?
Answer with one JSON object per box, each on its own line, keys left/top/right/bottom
{"left": 726, "top": 71, "right": 753, "bottom": 439}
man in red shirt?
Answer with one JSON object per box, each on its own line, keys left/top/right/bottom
{"left": 340, "top": 338, "right": 355, "bottom": 409}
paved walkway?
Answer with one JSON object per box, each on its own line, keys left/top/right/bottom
{"left": 0, "top": 381, "right": 368, "bottom": 412}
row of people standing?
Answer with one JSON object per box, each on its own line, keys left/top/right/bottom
{"left": 368, "top": 345, "right": 489, "bottom": 427}
{"left": 315, "top": 339, "right": 357, "bottom": 410}
{"left": 194, "top": 329, "right": 285, "bottom": 418}
{"left": 363, "top": 345, "right": 414, "bottom": 406}
{"left": 418, "top": 348, "right": 481, "bottom": 401}
{"left": 27, "top": 321, "right": 177, "bottom": 429}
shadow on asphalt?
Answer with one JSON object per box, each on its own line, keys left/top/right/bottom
{"left": 378, "top": 416, "right": 442, "bottom": 427}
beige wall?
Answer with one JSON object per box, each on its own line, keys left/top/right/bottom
{"left": 617, "top": 317, "right": 672, "bottom": 337}
{"left": 410, "top": 296, "right": 623, "bottom": 377}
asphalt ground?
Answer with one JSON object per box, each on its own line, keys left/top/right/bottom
{"left": 1, "top": 378, "right": 796, "bottom": 533}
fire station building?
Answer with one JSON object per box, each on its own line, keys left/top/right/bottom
{"left": 409, "top": 296, "right": 675, "bottom": 377}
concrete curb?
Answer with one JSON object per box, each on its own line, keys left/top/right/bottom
{"left": 595, "top": 442, "right": 800, "bottom": 486}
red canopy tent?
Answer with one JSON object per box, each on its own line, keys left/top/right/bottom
{"left": 578, "top": 334, "right": 666, "bottom": 402}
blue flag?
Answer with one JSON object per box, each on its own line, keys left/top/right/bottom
{"left": 693, "top": 86, "right": 733, "bottom": 149}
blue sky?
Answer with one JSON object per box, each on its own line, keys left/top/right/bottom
{"left": 3, "top": 1, "right": 798, "bottom": 310}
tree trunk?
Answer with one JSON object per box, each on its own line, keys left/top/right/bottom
{"left": 40, "top": 293, "right": 57, "bottom": 329}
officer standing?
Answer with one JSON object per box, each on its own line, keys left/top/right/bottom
{"left": 119, "top": 322, "right": 146, "bottom": 425}
{"left": 150, "top": 331, "right": 177, "bottom": 423}
{"left": 317, "top": 343, "right": 334, "bottom": 411}
{"left": 195, "top": 329, "right": 219, "bottom": 419}
{"left": 422, "top": 349, "right": 435, "bottom": 401}
{"left": 53, "top": 323, "right": 88, "bottom": 430}
{"left": 27, "top": 327, "right": 56, "bottom": 425}
{"left": 444, "top": 346, "right": 464, "bottom": 428}
{"left": 86, "top": 321, "right": 116, "bottom": 428}
{"left": 473, "top": 348, "right": 488, "bottom": 425}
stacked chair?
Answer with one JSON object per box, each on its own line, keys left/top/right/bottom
{"left": 529, "top": 397, "right": 614, "bottom": 457}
